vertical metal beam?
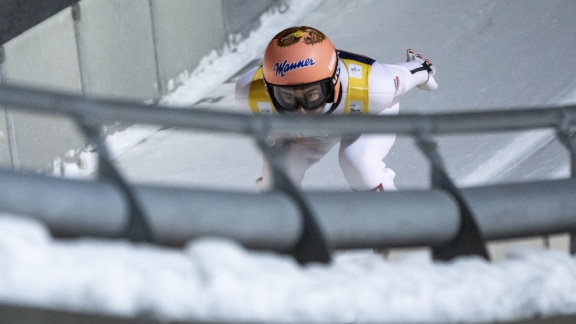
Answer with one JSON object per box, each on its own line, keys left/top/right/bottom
{"left": 71, "top": 3, "right": 87, "bottom": 97}
{"left": 75, "top": 115, "right": 154, "bottom": 243}
{"left": 0, "top": 45, "right": 19, "bottom": 170}
{"left": 4, "top": 112, "right": 19, "bottom": 169}
{"left": 147, "top": 0, "right": 165, "bottom": 98}
{"left": 415, "top": 130, "right": 489, "bottom": 261}
{"left": 556, "top": 111, "right": 576, "bottom": 254}
{"left": 254, "top": 125, "right": 332, "bottom": 264}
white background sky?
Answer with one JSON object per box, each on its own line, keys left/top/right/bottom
{"left": 2, "top": 0, "right": 576, "bottom": 323}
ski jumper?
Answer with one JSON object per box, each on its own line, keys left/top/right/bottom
{"left": 235, "top": 50, "right": 431, "bottom": 191}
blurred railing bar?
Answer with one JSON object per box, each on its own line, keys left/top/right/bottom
{"left": 0, "top": 84, "right": 575, "bottom": 136}
{"left": 1, "top": 168, "right": 576, "bottom": 251}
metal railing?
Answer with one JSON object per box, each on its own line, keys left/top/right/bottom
{"left": 1, "top": 83, "right": 575, "bottom": 264}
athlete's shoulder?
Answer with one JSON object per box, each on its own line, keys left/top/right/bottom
{"left": 235, "top": 66, "right": 260, "bottom": 100}
{"left": 235, "top": 65, "right": 277, "bottom": 115}
{"left": 235, "top": 66, "right": 261, "bottom": 113}
{"left": 337, "top": 50, "right": 392, "bottom": 87}
{"left": 337, "top": 50, "right": 377, "bottom": 65}
{"left": 339, "top": 51, "right": 395, "bottom": 96}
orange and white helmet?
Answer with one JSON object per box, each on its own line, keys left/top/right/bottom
{"left": 262, "top": 26, "right": 340, "bottom": 113}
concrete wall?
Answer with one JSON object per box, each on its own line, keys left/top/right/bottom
{"left": 0, "top": 107, "right": 11, "bottom": 167}
{"left": 223, "top": 0, "right": 279, "bottom": 39}
{"left": 75, "top": 0, "right": 160, "bottom": 101}
{"left": 0, "top": 8, "right": 86, "bottom": 171}
{"left": 0, "top": 0, "right": 278, "bottom": 172}
{"left": 151, "top": 0, "right": 226, "bottom": 95}
{"left": 0, "top": 49, "right": 12, "bottom": 167}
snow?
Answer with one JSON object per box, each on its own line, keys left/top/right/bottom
{"left": 1, "top": 215, "right": 576, "bottom": 323}
{"left": 458, "top": 130, "right": 557, "bottom": 187}
{"left": 2, "top": 0, "right": 576, "bottom": 322}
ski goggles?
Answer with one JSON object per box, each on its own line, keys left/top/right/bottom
{"left": 265, "top": 79, "right": 332, "bottom": 112}
{"left": 265, "top": 67, "right": 340, "bottom": 113}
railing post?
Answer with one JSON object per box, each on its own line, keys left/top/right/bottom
{"left": 556, "top": 112, "right": 576, "bottom": 255}
{"left": 415, "top": 130, "right": 489, "bottom": 261}
{"left": 75, "top": 115, "right": 154, "bottom": 243}
{"left": 253, "top": 120, "right": 332, "bottom": 264}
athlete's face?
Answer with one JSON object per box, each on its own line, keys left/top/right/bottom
{"left": 276, "top": 84, "right": 325, "bottom": 115}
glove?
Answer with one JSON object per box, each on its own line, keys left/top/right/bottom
{"left": 407, "top": 49, "right": 438, "bottom": 91}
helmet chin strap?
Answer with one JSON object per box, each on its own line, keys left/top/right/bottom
{"left": 324, "top": 82, "right": 342, "bottom": 115}
{"left": 329, "top": 64, "right": 340, "bottom": 100}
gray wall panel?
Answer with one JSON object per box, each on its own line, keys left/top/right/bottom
{"left": 76, "top": 0, "right": 159, "bottom": 101}
{"left": 150, "top": 0, "right": 225, "bottom": 95}
{"left": 0, "top": 52, "right": 11, "bottom": 167}
{"left": 2, "top": 8, "right": 85, "bottom": 171}
{"left": 2, "top": 9, "right": 82, "bottom": 92}
{"left": 0, "top": 108, "right": 11, "bottom": 167}
{"left": 222, "top": 0, "right": 279, "bottom": 38}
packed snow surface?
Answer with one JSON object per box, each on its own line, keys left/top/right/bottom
{"left": 1, "top": 216, "right": 576, "bottom": 323}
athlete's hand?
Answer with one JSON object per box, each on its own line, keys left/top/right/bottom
{"left": 407, "top": 49, "right": 438, "bottom": 91}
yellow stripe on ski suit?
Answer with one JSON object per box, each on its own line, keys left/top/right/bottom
{"left": 341, "top": 58, "right": 371, "bottom": 114}
{"left": 248, "top": 67, "right": 276, "bottom": 114}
